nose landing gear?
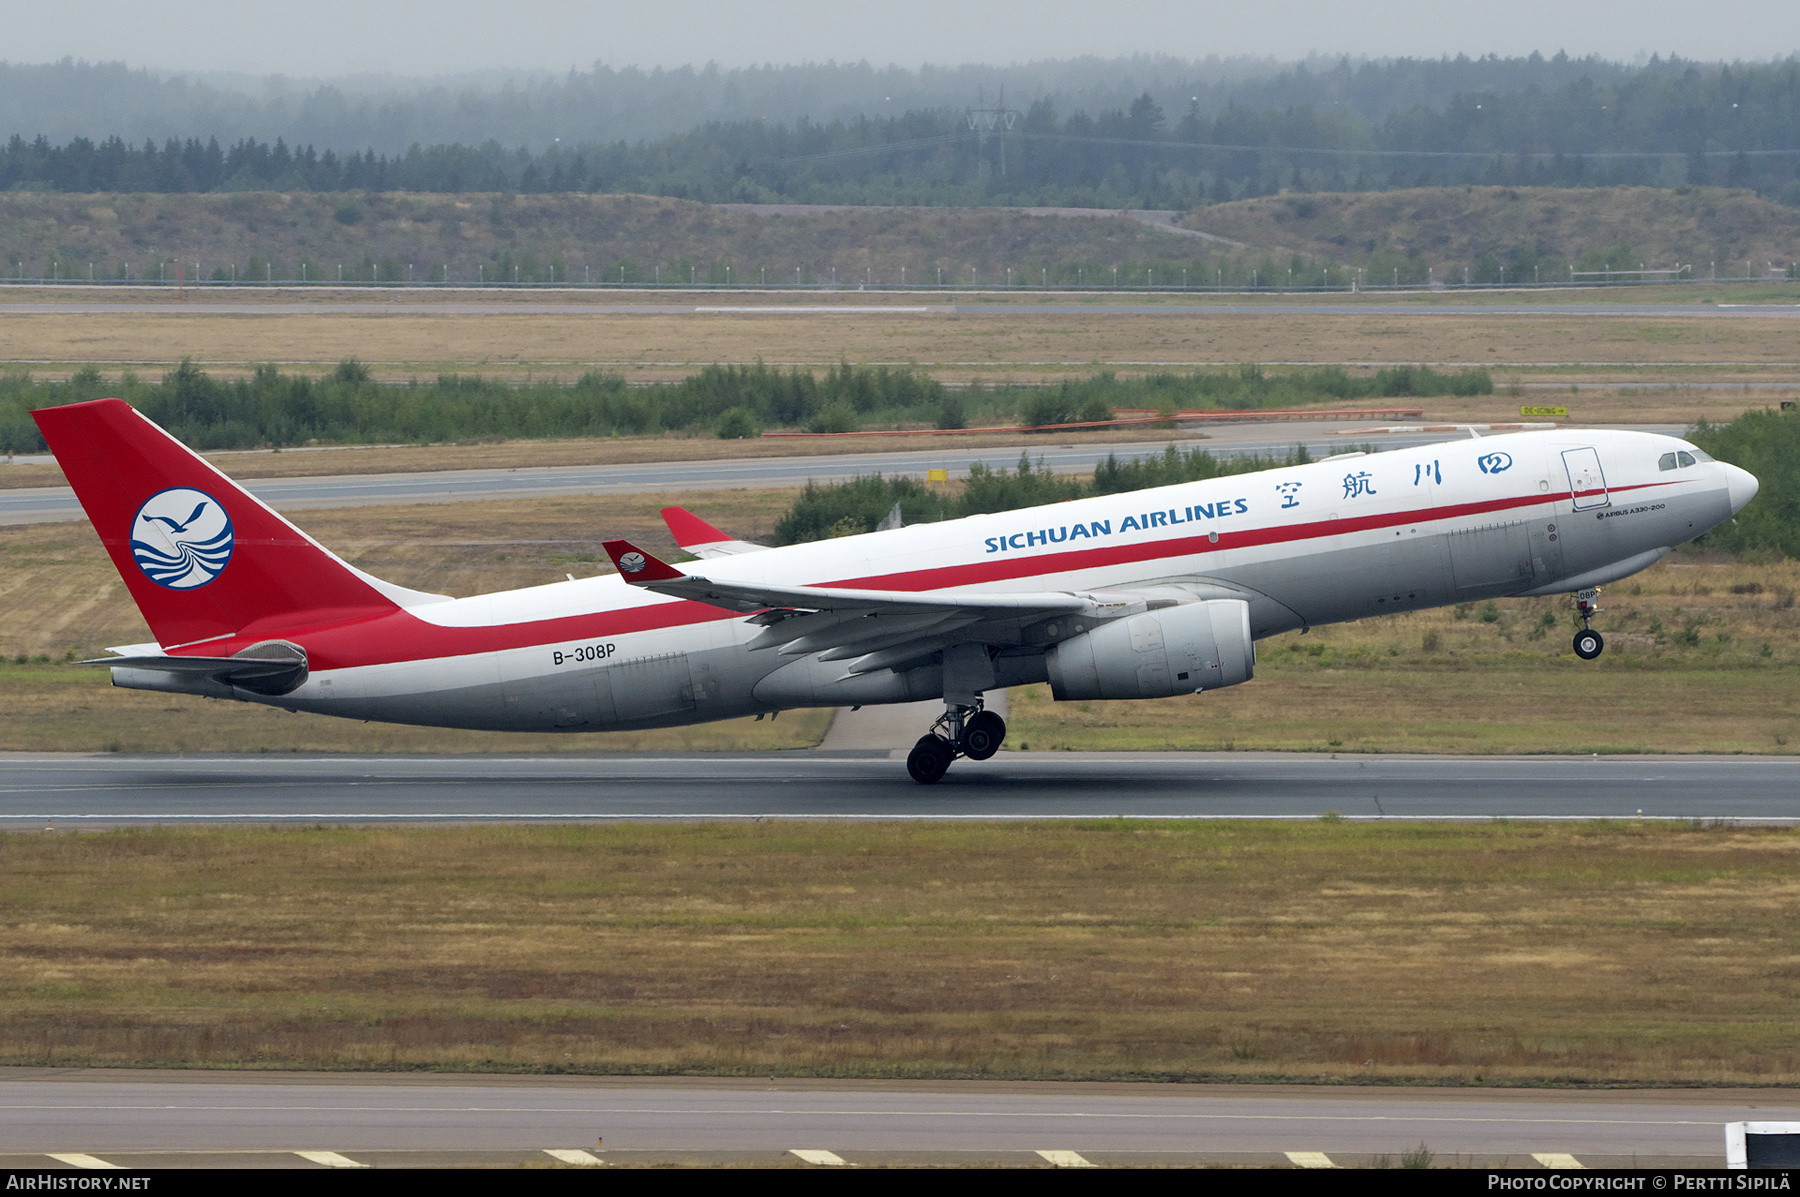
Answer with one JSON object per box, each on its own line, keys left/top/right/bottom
{"left": 1573, "top": 588, "right": 1605, "bottom": 660}
{"left": 906, "top": 702, "right": 1008, "bottom": 784}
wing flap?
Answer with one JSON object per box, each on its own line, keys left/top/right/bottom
{"left": 814, "top": 614, "right": 985, "bottom": 662}
{"left": 780, "top": 610, "right": 967, "bottom": 656}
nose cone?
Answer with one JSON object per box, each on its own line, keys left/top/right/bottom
{"left": 1724, "top": 463, "right": 1760, "bottom": 515}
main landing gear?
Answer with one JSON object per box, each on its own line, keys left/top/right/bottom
{"left": 1573, "top": 587, "right": 1605, "bottom": 660}
{"left": 907, "top": 703, "right": 1007, "bottom": 785}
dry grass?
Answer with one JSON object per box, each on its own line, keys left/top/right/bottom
{"left": 10, "top": 187, "right": 1798, "bottom": 292}
{"left": 1186, "top": 186, "right": 1800, "bottom": 274}
{"left": 3, "top": 820, "right": 1799, "bottom": 1084}
{"left": 3, "top": 310, "right": 1800, "bottom": 394}
{"left": 1010, "top": 670, "right": 1800, "bottom": 755}
{"left": 1011, "top": 556, "right": 1800, "bottom": 755}
{"left": 0, "top": 192, "right": 1201, "bottom": 287}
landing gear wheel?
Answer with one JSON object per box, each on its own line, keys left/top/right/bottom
{"left": 1573, "top": 629, "right": 1604, "bottom": 660}
{"left": 962, "top": 710, "right": 1007, "bottom": 761}
{"left": 907, "top": 735, "right": 954, "bottom": 785}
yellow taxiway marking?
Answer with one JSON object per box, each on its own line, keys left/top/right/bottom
{"left": 1036, "top": 1149, "right": 1097, "bottom": 1167}
{"left": 46, "top": 1154, "right": 120, "bottom": 1169}
{"left": 294, "top": 1150, "right": 369, "bottom": 1168}
{"left": 544, "top": 1149, "right": 607, "bottom": 1166}
{"left": 692, "top": 307, "right": 935, "bottom": 315}
{"left": 1285, "top": 1151, "right": 1338, "bottom": 1168}
{"left": 789, "top": 1148, "right": 850, "bottom": 1165}
{"left": 1533, "top": 1153, "right": 1585, "bottom": 1168}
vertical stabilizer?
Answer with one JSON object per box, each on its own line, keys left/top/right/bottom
{"left": 33, "top": 398, "right": 410, "bottom": 649}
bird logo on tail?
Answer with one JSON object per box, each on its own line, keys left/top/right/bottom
{"left": 129, "top": 488, "right": 235, "bottom": 589}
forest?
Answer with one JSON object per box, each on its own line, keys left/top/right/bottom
{"left": 2, "top": 56, "right": 1796, "bottom": 208}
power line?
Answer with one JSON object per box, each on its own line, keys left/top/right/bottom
{"left": 1019, "top": 132, "right": 1800, "bottom": 160}
{"left": 774, "top": 128, "right": 1800, "bottom": 166}
{"left": 776, "top": 131, "right": 978, "bottom": 165}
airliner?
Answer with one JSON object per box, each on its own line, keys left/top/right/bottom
{"left": 34, "top": 398, "right": 1758, "bottom": 783}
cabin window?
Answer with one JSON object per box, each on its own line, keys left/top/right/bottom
{"left": 1658, "top": 452, "right": 1678, "bottom": 471}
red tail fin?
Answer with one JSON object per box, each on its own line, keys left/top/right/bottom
{"left": 33, "top": 399, "right": 406, "bottom": 649}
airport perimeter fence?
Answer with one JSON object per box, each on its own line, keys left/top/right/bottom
{"left": 0, "top": 272, "right": 1796, "bottom": 296}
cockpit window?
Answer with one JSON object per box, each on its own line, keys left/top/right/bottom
{"left": 1689, "top": 448, "right": 1714, "bottom": 463}
{"left": 1658, "top": 452, "right": 1678, "bottom": 471}
{"left": 1677, "top": 450, "right": 1697, "bottom": 468}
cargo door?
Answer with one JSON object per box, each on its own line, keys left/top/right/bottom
{"left": 607, "top": 652, "right": 696, "bottom": 721}
{"left": 1562, "top": 447, "right": 1610, "bottom": 511}
{"left": 503, "top": 673, "right": 607, "bottom": 729}
{"left": 1449, "top": 522, "right": 1534, "bottom": 594}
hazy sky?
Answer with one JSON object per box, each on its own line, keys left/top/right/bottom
{"left": 7, "top": 0, "right": 1795, "bottom": 74}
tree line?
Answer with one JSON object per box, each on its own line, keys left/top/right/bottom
{"left": 0, "top": 360, "right": 1492, "bottom": 456}
{"left": 2, "top": 58, "right": 1796, "bottom": 208}
{"left": 0, "top": 53, "right": 1721, "bottom": 158}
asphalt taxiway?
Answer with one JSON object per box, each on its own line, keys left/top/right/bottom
{"left": 0, "top": 1071, "right": 1782, "bottom": 1166}
{"left": 2, "top": 752, "right": 1795, "bottom": 824}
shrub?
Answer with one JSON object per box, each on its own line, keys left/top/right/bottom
{"left": 713, "top": 407, "right": 759, "bottom": 439}
{"left": 1691, "top": 407, "right": 1799, "bottom": 558}
{"left": 934, "top": 394, "right": 966, "bottom": 430}
{"left": 806, "top": 404, "right": 858, "bottom": 434}
{"left": 772, "top": 475, "right": 952, "bottom": 544}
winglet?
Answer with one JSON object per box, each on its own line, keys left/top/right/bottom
{"left": 601, "top": 538, "right": 687, "bottom": 584}
{"left": 660, "top": 506, "right": 731, "bottom": 549}
{"left": 660, "top": 506, "right": 769, "bottom": 558}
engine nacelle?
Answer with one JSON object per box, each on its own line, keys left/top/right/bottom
{"left": 1046, "top": 599, "right": 1254, "bottom": 701}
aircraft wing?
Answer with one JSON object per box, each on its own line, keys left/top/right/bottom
{"left": 659, "top": 506, "right": 770, "bottom": 559}
{"left": 602, "top": 538, "right": 1083, "bottom": 617}
{"left": 601, "top": 538, "right": 1088, "bottom": 672}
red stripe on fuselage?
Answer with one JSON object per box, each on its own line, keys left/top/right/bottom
{"left": 172, "top": 480, "right": 1676, "bottom": 671}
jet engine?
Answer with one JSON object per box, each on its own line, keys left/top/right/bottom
{"left": 1046, "top": 599, "right": 1254, "bottom": 701}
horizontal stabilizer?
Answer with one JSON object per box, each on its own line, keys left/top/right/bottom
{"left": 88, "top": 640, "right": 308, "bottom": 695}
{"left": 87, "top": 654, "right": 295, "bottom": 678}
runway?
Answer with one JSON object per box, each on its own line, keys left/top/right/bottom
{"left": 0, "top": 424, "right": 1681, "bottom": 524}
{"left": 0, "top": 1071, "right": 1775, "bottom": 1167}
{"left": 3, "top": 752, "right": 1796, "bottom": 823}
{"left": 2, "top": 298, "right": 1798, "bottom": 318}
